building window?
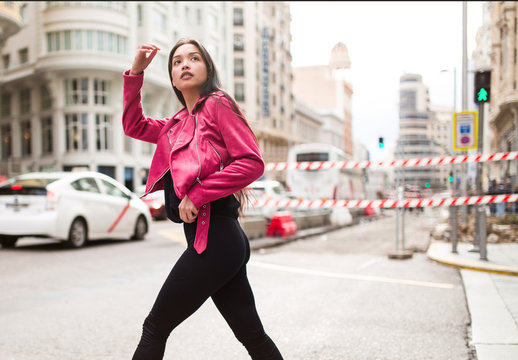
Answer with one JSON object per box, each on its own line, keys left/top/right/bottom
{"left": 65, "top": 113, "right": 88, "bottom": 151}
{"left": 21, "top": 121, "right": 31, "bottom": 156}
{"left": 153, "top": 9, "right": 166, "bottom": 32}
{"left": 1, "top": 125, "right": 12, "bottom": 159}
{"left": 233, "top": 7, "right": 244, "bottom": 26}
{"left": 65, "top": 78, "right": 89, "bottom": 105}
{"left": 19, "top": 89, "right": 31, "bottom": 115}
{"left": 196, "top": 9, "right": 202, "bottom": 25}
{"left": 95, "top": 114, "right": 112, "bottom": 151}
{"left": 1, "top": 94, "right": 11, "bottom": 117}
{"left": 46, "top": 30, "right": 127, "bottom": 54}
{"left": 41, "top": 117, "right": 53, "bottom": 154}
{"left": 234, "top": 58, "right": 244, "bottom": 76}
{"left": 137, "top": 4, "right": 142, "bottom": 26}
{"left": 94, "top": 79, "right": 110, "bottom": 105}
{"left": 2, "top": 54, "right": 9, "bottom": 70}
{"left": 233, "top": 34, "right": 244, "bottom": 51}
{"left": 235, "top": 83, "right": 245, "bottom": 102}
{"left": 18, "top": 48, "right": 28, "bottom": 64}
{"left": 41, "top": 85, "right": 52, "bottom": 110}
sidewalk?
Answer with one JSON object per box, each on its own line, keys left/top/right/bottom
{"left": 427, "top": 241, "right": 518, "bottom": 360}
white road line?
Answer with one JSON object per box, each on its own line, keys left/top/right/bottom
{"left": 250, "top": 260, "right": 455, "bottom": 289}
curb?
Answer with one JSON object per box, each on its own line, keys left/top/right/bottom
{"left": 427, "top": 241, "right": 518, "bottom": 277}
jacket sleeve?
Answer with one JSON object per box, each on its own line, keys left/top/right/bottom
{"left": 122, "top": 70, "right": 166, "bottom": 144}
{"left": 187, "top": 96, "right": 265, "bottom": 208}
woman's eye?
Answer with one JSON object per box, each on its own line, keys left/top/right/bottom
{"left": 191, "top": 56, "right": 199, "bottom": 61}
{"left": 173, "top": 60, "right": 181, "bottom": 65}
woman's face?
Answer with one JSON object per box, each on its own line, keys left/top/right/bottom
{"left": 171, "top": 43, "right": 208, "bottom": 95}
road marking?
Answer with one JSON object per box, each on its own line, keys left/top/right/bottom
{"left": 250, "top": 260, "right": 455, "bottom": 289}
{"left": 157, "top": 229, "right": 186, "bottom": 247}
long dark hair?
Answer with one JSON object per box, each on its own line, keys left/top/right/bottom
{"left": 168, "top": 38, "right": 256, "bottom": 214}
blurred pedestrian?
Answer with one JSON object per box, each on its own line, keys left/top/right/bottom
{"left": 123, "top": 40, "right": 284, "bottom": 360}
{"left": 496, "top": 180, "right": 506, "bottom": 217}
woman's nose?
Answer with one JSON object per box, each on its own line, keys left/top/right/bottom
{"left": 181, "top": 61, "right": 190, "bottom": 70}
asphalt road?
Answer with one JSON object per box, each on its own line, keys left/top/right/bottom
{"left": 0, "top": 208, "right": 473, "bottom": 360}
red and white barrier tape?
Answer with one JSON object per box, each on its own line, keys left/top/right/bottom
{"left": 265, "top": 151, "right": 518, "bottom": 171}
{"left": 250, "top": 194, "right": 518, "bottom": 209}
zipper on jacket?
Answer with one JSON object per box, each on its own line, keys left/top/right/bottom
{"left": 194, "top": 113, "right": 202, "bottom": 185}
{"left": 208, "top": 140, "right": 224, "bottom": 171}
{"left": 141, "top": 169, "right": 169, "bottom": 199}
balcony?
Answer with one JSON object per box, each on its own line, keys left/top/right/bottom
{"left": 0, "top": 1, "right": 23, "bottom": 44}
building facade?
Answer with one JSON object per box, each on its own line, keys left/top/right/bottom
{"left": 397, "top": 73, "right": 451, "bottom": 190}
{"left": 0, "top": 1, "right": 233, "bottom": 190}
{"left": 292, "top": 42, "right": 353, "bottom": 157}
{"left": 231, "top": 1, "right": 294, "bottom": 182}
{"left": 481, "top": 1, "right": 518, "bottom": 187}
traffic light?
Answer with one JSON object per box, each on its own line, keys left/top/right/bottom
{"left": 378, "top": 137, "right": 384, "bottom": 149}
{"left": 425, "top": 182, "right": 430, "bottom": 188}
{"left": 474, "top": 70, "right": 491, "bottom": 103}
{"left": 448, "top": 171, "right": 453, "bottom": 183}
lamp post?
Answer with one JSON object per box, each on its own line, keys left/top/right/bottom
{"left": 440, "top": 68, "right": 459, "bottom": 253}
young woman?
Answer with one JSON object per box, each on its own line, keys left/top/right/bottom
{"left": 123, "top": 39, "right": 284, "bottom": 360}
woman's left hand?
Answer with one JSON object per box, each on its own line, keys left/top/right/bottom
{"left": 179, "top": 195, "right": 199, "bottom": 223}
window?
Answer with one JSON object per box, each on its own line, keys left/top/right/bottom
{"left": 233, "top": 34, "right": 244, "bottom": 51}
{"left": 65, "top": 113, "right": 88, "bottom": 151}
{"left": 100, "top": 179, "right": 126, "bottom": 198}
{"left": 74, "top": 30, "right": 83, "bottom": 50}
{"left": 21, "top": 121, "right": 31, "bottom": 156}
{"left": 64, "top": 30, "right": 72, "bottom": 50}
{"left": 234, "top": 58, "right": 244, "bottom": 76}
{"left": 153, "top": 9, "right": 166, "bottom": 32}
{"left": 41, "top": 117, "right": 53, "bottom": 154}
{"left": 137, "top": 4, "right": 142, "bottom": 26}
{"left": 196, "top": 9, "right": 202, "bottom": 25}
{"left": 65, "top": 78, "right": 88, "bottom": 105}
{"left": 234, "top": 83, "right": 245, "bottom": 102}
{"left": 94, "top": 79, "right": 110, "bottom": 105}
{"left": 2, "top": 54, "right": 9, "bottom": 69}
{"left": 18, "top": 48, "right": 28, "bottom": 64}
{"left": 233, "top": 8, "right": 244, "bottom": 26}
{"left": 1, "top": 125, "right": 12, "bottom": 159}
{"left": 95, "top": 114, "right": 112, "bottom": 151}
{"left": 71, "top": 177, "right": 101, "bottom": 193}
{"left": 19, "top": 89, "right": 31, "bottom": 114}
{"left": 41, "top": 85, "right": 52, "bottom": 110}
{"left": 1, "top": 93, "right": 11, "bottom": 117}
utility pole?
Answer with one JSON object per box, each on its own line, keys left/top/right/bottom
{"left": 460, "top": 1, "right": 469, "bottom": 225}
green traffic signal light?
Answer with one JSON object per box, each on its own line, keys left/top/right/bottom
{"left": 448, "top": 176, "right": 453, "bottom": 183}
{"left": 477, "top": 88, "right": 488, "bottom": 102}
{"left": 378, "top": 137, "right": 384, "bottom": 149}
{"left": 425, "top": 182, "right": 430, "bottom": 188}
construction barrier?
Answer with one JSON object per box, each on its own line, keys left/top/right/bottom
{"left": 265, "top": 151, "right": 518, "bottom": 171}
{"left": 252, "top": 194, "right": 518, "bottom": 209}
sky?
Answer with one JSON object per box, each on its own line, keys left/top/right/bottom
{"left": 289, "top": 1, "right": 485, "bottom": 162}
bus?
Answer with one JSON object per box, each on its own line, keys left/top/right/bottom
{"left": 286, "top": 143, "right": 366, "bottom": 201}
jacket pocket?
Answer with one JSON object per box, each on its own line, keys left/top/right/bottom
{"left": 208, "top": 140, "right": 224, "bottom": 171}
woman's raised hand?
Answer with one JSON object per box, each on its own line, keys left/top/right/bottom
{"left": 130, "top": 43, "right": 160, "bottom": 75}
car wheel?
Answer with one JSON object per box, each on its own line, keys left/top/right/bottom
{"left": 132, "top": 215, "right": 147, "bottom": 240}
{"left": 65, "top": 218, "right": 88, "bottom": 248}
{"left": 0, "top": 236, "right": 18, "bottom": 248}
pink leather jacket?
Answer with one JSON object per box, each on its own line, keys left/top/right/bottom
{"left": 122, "top": 70, "right": 264, "bottom": 254}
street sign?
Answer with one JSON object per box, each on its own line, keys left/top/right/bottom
{"left": 453, "top": 111, "right": 478, "bottom": 150}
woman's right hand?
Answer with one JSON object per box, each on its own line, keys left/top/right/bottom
{"left": 130, "top": 43, "right": 160, "bottom": 75}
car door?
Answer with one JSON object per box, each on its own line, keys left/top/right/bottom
{"left": 97, "top": 178, "right": 134, "bottom": 238}
{"left": 68, "top": 177, "right": 107, "bottom": 239}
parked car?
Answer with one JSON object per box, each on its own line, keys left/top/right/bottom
{"left": 0, "top": 171, "right": 152, "bottom": 248}
{"left": 136, "top": 185, "right": 166, "bottom": 220}
{"left": 243, "top": 180, "right": 291, "bottom": 219}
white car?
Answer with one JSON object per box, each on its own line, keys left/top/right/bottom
{"left": 243, "top": 180, "right": 291, "bottom": 219}
{"left": 0, "top": 171, "right": 152, "bottom": 249}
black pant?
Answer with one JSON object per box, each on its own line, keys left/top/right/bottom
{"left": 132, "top": 214, "right": 283, "bottom": 360}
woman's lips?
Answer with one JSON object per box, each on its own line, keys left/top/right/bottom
{"left": 181, "top": 72, "right": 193, "bottom": 79}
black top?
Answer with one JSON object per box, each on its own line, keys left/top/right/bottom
{"left": 163, "top": 170, "right": 240, "bottom": 223}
